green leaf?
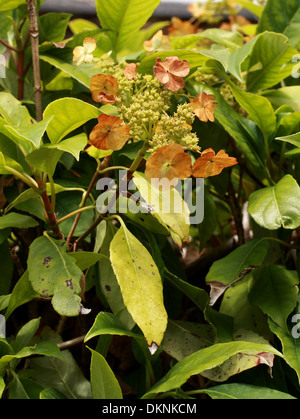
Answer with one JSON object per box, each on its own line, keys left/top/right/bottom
{"left": 248, "top": 175, "right": 300, "bottom": 230}
{"left": 12, "top": 318, "right": 41, "bottom": 353}
{"left": 205, "top": 238, "right": 270, "bottom": 305}
{"left": 30, "top": 329, "right": 92, "bottom": 399}
{"left": 40, "top": 54, "right": 92, "bottom": 88}
{"left": 133, "top": 172, "right": 190, "bottom": 245}
{"left": 5, "top": 271, "right": 39, "bottom": 319}
{"left": 0, "top": 341, "right": 62, "bottom": 377}
{"left": 43, "top": 98, "right": 101, "bottom": 143}
{"left": 109, "top": 223, "right": 167, "bottom": 348}
{"left": 246, "top": 32, "right": 298, "bottom": 92}
{"left": 0, "top": 0, "right": 25, "bottom": 11}
{"left": 96, "top": 0, "right": 161, "bottom": 55}
{"left": 0, "top": 93, "right": 51, "bottom": 151}
{"left": 39, "top": 13, "right": 72, "bottom": 43}
{"left": 276, "top": 131, "right": 300, "bottom": 148}
{"left": 27, "top": 235, "right": 83, "bottom": 316}
{"left": 249, "top": 265, "right": 299, "bottom": 332}
{"left": 200, "top": 383, "right": 296, "bottom": 399}
{"left": 268, "top": 317, "right": 300, "bottom": 384}
{"left": 227, "top": 80, "right": 277, "bottom": 140}
{"left": 233, "top": 0, "right": 263, "bottom": 17}
{"left": 85, "top": 312, "right": 141, "bottom": 342}
{"left": 25, "top": 133, "right": 88, "bottom": 175}
{"left": 207, "top": 86, "right": 268, "bottom": 180}
{"left": 68, "top": 18, "right": 99, "bottom": 35}
{"left": 257, "top": 0, "right": 300, "bottom": 48}
{"left": 263, "top": 87, "right": 300, "bottom": 112}
{"left": 89, "top": 348, "right": 123, "bottom": 399}
{"left": 69, "top": 252, "right": 106, "bottom": 272}
{"left": 0, "top": 213, "right": 38, "bottom": 230}
{"left": 142, "top": 341, "right": 282, "bottom": 398}
{"left": 165, "top": 269, "right": 208, "bottom": 312}
{"left": 171, "top": 29, "right": 244, "bottom": 50}
{"left": 39, "top": 388, "right": 67, "bottom": 399}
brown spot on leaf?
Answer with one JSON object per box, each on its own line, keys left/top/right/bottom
{"left": 65, "top": 279, "right": 74, "bottom": 290}
{"left": 105, "top": 285, "right": 111, "bottom": 291}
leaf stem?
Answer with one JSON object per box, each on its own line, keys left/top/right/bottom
{"left": 57, "top": 206, "right": 96, "bottom": 225}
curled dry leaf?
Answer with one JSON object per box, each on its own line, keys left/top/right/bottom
{"left": 144, "top": 30, "right": 171, "bottom": 51}
{"left": 73, "top": 37, "right": 97, "bottom": 66}
{"left": 89, "top": 114, "right": 130, "bottom": 151}
{"left": 145, "top": 143, "right": 192, "bottom": 185}
{"left": 189, "top": 92, "right": 218, "bottom": 122}
{"left": 193, "top": 148, "right": 238, "bottom": 178}
{"left": 153, "top": 56, "right": 190, "bottom": 92}
{"left": 124, "top": 63, "right": 138, "bottom": 80}
{"left": 90, "top": 74, "right": 119, "bottom": 104}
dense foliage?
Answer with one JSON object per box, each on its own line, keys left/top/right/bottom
{"left": 0, "top": 0, "right": 300, "bottom": 399}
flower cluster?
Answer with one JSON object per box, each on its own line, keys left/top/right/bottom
{"left": 148, "top": 103, "right": 199, "bottom": 153}
{"left": 73, "top": 39, "right": 234, "bottom": 181}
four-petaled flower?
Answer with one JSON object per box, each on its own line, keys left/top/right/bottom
{"left": 90, "top": 74, "right": 119, "bottom": 104}
{"left": 193, "top": 148, "right": 238, "bottom": 178}
{"left": 145, "top": 143, "right": 192, "bottom": 184}
{"left": 153, "top": 56, "right": 190, "bottom": 91}
{"left": 73, "top": 37, "right": 97, "bottom": 66}
{"left": 89, "top": 114, "right": 131, "bottom": 151}
{"left": 189, "top": 92, "right": 218, "bottom": 122}
{"left": 124, "top": 63, "right": 138, "bottom": 80}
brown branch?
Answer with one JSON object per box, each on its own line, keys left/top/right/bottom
{"left": 0, "top": 38, "right": 19, "bottom": 52}
{"left": 41, "top": 190, "right": 64, "bottom": 240}
{"left": 26, "top": 0, "right": 42, "bottom": 121}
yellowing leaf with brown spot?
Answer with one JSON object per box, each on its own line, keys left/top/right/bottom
{"left": 109, "top": 223, "right": 167, "bottom": 349}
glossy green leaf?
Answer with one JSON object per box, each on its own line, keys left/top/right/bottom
{"left": 89, "top": 348, "right": 123, "bottom": 399}
{"left": 142, "top": 341, "right": 282, "bottom": 398}
{"left": 268, "top": 317, "right": 300, "bottom": 385}
{"left": 200, "top": 383, "right": 296, "bottom": 399}
{"left": 109, "top": 223, "right": 167, "bottom": 348}
{"left": 249, "top": 265, "right": 299, "bottom": 332}
{"left": 40, "top": 54, "right": 92, "bottom": 88}
{"left": 84, "top": 312, "right": 141, "bottom": 342}
{"left": 0, "top": 341, "right": 62, "bottom": 377}
{"left": 257, "top": 0, "right": 300, "bottom": 48}
{"left": 0, "top": 213, "right": 38, "bottom": 230}
{"left": 276, "top": 131, "right": 300, "bottom": 148}
{"left": 96, "top": 0, "right": 161, "bottom": 55}
{"left": 227, "top": 80, "right": 277, "bottom": 140}
{"left": 43, "top": 98, "right": 101, "bottom": 143}
{"left": 27, "top": 235, "right": 83, "bottom": 316}
{"left": 133, "top": 172, "right": 190, "bottom": 245}
{"left": 205, "top": 238, "right": 270, "bottom": 305}
{"left": 246, "top": 32, "right": 298, "bottom": 92}
{"left": 248, "top": 175, "right": 300, "bottom": 230}
{"left": 25, "top": 133, "right": 88, "bottom": 175}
